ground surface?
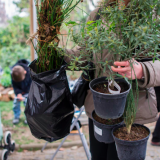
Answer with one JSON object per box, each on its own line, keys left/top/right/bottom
{"left": 0, "top": 101, "right": 45, "bottom": 146}
{"left": 146, "top": 136, "right": 160, "bottom": 160}
{"left": 7, "top": 135, "right": 160, "bottom": 160}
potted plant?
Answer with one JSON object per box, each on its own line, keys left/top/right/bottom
{"left": 25, "top": 0, "right": 82, "bottom": 142}
{"left": 90, "top": 77, "right": 131, "bottom": 119}
{"left": 65, "top": 0, "right": 160, "bottom": 158}
{"left": 91, "top": 110, "right": 123, "bottom": 143}
{"left": 112, "top": 123, "right": 150, "bottom": 160}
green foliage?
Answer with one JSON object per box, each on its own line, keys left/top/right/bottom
{"left": 13, "top": 0, "right": 29, "bottom": 12}
{"left": 65, "top": 0, "right": 160, "bottom": 133}
{"left": 3, "top": 67, "right": 11, "bottom": 75}
{"left": 124, "top": 79, "right": 139, "bottom": 133}
{"left": 0, "top": 67, "right": 11, "bottom": 88}
{"left": 0, "top": 74, "right": 11, "bottom": 88}
{"left": 0, "top": 16, "right": 30, "bottom": 48}
{"left": 29, "top": 0, "right": 82, "bottom": 73}
{"left": 0, "top": 16, "right": 30, "bottom": 68}
{"left": 67, "top": 1, "right": 160, "bottom": 70}
{"left": 0, "top": 45, "right": 30, "bottom": 68}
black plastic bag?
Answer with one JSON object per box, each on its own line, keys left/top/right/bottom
{"left": 71, "top": 62, "right": 94, "bottom": 108}
{"left": 25, "top": 60, "right": 74, "bottom": 142}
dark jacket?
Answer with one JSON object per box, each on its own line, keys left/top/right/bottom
{"left": 11, "top": 59, "right": 32, "bottom": 95}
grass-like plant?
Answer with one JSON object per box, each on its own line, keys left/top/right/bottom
{"left": 65, "top": 0, "right": 160, "bottom": 133}
{"left": 27, "top": 0, "right": 81, "bottom": 73}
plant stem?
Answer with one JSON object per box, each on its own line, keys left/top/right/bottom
{"left": 127, "top": 124, "right": 132, "bottom": 134}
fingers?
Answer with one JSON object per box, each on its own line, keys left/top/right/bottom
{"left": 111, "top": 66, "right": 131, "bottom": 72}
{"left": 118, "top": 72, "right": 125, "bottom": 76}
{"left": 114, "top": 61, "right": 130, "bottom": 67}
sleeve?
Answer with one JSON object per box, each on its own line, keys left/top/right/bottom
{"left": 138, "top": 60, "right": 160, "bottom": 88}
{"left": 64, "top": 8, "right": 100, "bottom": 66}
{"left": 12, "top": 80, "right": 23, "bottom": 95}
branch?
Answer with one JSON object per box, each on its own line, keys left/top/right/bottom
{"left": 90, "top": 0, "right": 96, "bottom": 7}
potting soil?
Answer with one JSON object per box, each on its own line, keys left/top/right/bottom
{"left": 114, "top": 126, "right": 149, "bottom": 141}
{"left": 93, "top": 112, "right": 123, "bottom": 125}
{"left": 93, "top": 82, "right": 129, "bottom": 94}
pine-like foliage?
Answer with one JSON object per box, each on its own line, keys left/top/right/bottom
{"left": 32, "top": 0, "right": 81, "bottom": 73}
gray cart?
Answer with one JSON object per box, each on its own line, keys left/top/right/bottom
{"left": 0, "top": 109, "right": 15, "bottom": 160}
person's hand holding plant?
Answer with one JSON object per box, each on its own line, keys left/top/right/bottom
{"left": 111, "top": 59, "right": 144, "bottom": 80}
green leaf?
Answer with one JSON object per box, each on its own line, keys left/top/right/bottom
{"left": 87, "top": 21, "right": 95, "bottom": 25}
{"left": 153, "top": 57, "right": 155, "bottom": 63}
{"left": 83, "top": 71, "right": 87, "bottom": 76}
{"left": 65, "top": 21, "right": 79, "bottom": 26}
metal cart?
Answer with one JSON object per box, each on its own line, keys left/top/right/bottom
{"left": 0, "top": 109, "right": 15, "bottom": 160}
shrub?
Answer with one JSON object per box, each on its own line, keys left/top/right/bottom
{"left": 0, "top": 67, "right": 11, "bottom": 88}
{"left": 65, "top": 0, "right": 160, "bottom": 133}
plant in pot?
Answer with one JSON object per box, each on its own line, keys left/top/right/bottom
{"left": 25, "top": 0, "right": 82, "bottom": 142}
{"left": 65, "top": 0, "right": 160, "bottom": 158}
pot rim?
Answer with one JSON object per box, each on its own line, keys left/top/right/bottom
{"left": 112, "top": 123, "right": 151, "bottom": 143}
{"left": 89, "top": 77, "right": 131, "bottom": 96}
{"left": 92, "top": 110, "right": 124, "bottom": 127}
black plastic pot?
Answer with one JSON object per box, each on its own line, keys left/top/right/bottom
{"left": 92, "top": 110, "right": 124, "bottom": 143}
{"left": 112, "top": 124, "right": 150, "bottom": 160}
{"left": 89, "top": 77, "right": 131, "bottom": 119}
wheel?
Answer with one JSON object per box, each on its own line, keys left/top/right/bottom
{"left": 10, "top": 141, "right": 15, "bottom": 153}
{"left": 0, "top": 149, "right": 8, "bottom": 160}
{"left": 4, "top": 132, "right": 11, "bottom": 145}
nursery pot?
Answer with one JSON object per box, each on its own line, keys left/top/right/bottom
{"left": 92, "top": 110, "right": 124, "bottom": 143}
{"left": 112, "top": 124, "right": 150, "bottom": 160}
{"left": 89, "top": 77, "right": 131, "bottom": 119}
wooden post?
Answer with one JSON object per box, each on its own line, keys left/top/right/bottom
{"left": 30, "top": 0, "right": 34, "bottom": 61}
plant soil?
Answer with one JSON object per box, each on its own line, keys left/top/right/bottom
{"left": 114, "top": 126, "right": 149, "bottom": 141}
{"left": 93, "top": 112, "right": 123, "bottom": 125}
{"left": 93, "top": 82, "right": 129, "bottom": 94}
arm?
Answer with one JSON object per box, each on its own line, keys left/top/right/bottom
{"left": 12, "top": 80, "right": 23, "bottom": 95}
{"left": 138, "top": 60, "right": 160, "bottom": 88}
{"left": 64, "top": 46, "right": 87, "bottom": 66}
{"left": 64, "top": 8, "right": 100, "bottom": 68}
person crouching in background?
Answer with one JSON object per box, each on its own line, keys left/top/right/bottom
{"left": 11, "top": 59, "right": 31, "bottom": 125}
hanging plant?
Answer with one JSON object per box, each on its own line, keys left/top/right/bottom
{"left": 25, "top": 0, "right": 83, "bottom": 143}
{"left": 27, "top": 0, "right": 82, "bottom": 73}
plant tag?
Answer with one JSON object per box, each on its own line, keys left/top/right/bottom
{"left": 94, "top": 125, "right": 102, "bottom": 136}
{"left": 108, "top": 80, "right": 121, "bottom": 94}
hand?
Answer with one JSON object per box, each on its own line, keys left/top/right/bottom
{"left": 111, "top": 59, "right": 144, "bottom": 80}
{"left": 17, "top": 94, "right": 24, "bottom": 101}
